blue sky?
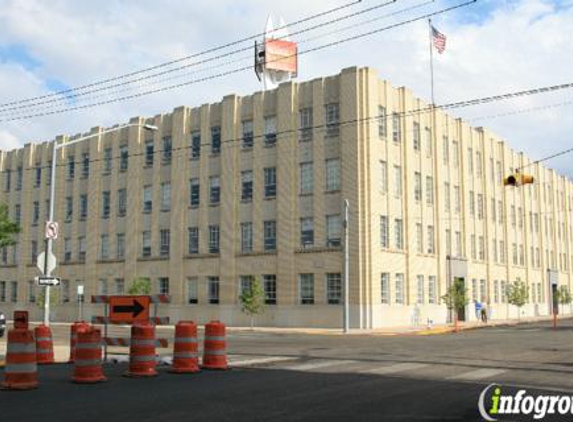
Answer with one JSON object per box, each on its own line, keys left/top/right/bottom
{"left": 0, "top": 0, "right": 572, "bottom": 175}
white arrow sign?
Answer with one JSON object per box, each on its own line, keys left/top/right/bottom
{"left": 35, "top": 276, "right": 61, "bottom": 286}
{"left": 45, "top": 221, "right": 59, "bottom": 240}
{"left": 37, "top": 251, "right": 57, "bottom": 275}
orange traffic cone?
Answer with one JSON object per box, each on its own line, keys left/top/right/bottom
{"left": 34, "top": 325, "right": 55, "bottom": 365}
{"left": 69, "top": 321, "right": 90, "bottom": 363}
{"left": 72, "top": 326, "right": 106, "bottom": 383}
{"left": 202, "top": 321, "right": 227, "bottom": 370}
{"left": 125, "top": 322, "right": 157, "bottom": 377}
{"left": 2, "top": 329, "right": 38, "bottom": 390}
{"left": 170, "top": 321, "right": 199, "bottom": 374}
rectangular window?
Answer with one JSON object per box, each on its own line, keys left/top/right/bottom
{"left": 416, "top": 223, "right": 423, "bottom": 253}
{"left": 445, "top": 229, "right": 452, "bottom": 256}
{"left": 395, "top": 273, "right": 404, "bottom": 304}
{"left": 117, "top": 234, "right": 125, "bottom": 260}
{"left": 326, "top": 273, "right": 342, "bottom": 305}
{"left": 392, "top": 113, "right": 401, "bottom": 143}
{"left": 161, "top": 182, "right": 171, "bottom": 211}
{"left": 378, "top": 106, "right": 386, "bottom": 138}
{"left": 479, "top": 236, "right": 485, "bottom": 261}
{"left": 479, "top": 279, "right": 486, "bottom": 302}
{"left": 242, "top": 120, "right": 254, "bottom": 148}
{"left": 209, "top": 225, "right": 220, "bottom": 253}
{"left": 300, "top": 162, "right": 313, "bottom": 194}
{"left": 426, "top": 176, "right": 434, "bottom": 204}
{"left": 30, "top": 241, "right": 38, "bottom": 263}
{"left": 455, "top": 231, "right": 462, "bottom": 257}
{"left": 209, "top": 176, "right": 220, "bottom": 204}
{"left": 145, "top": 140, "right": 154, "bottom": 166}
{"left": 81, "top": 152, "right": 89, "bottom": 177}
{"left": 299, "top": 107, "right": 313, "bottom": 141}
{"left": 10, "top": 281, "right": 17, "bottom": 303}
{"left": 28, "top": 280, "right": 35, "bottom": 303}
{"left": 162, "top": 136, "right": 172, "bottom": 163}
{"left": 326, "top": 215, "right": 341, "bottom": 247}
{"left": 64, "top": 238, "right": 72, "bottom": 262}
{"left": 380, "top": 161, "right": 388, "bottom": 192}
{"left": 160, "top": 229, "right": 170, "bottom": 257}
{"left": 143, "top": 185, "right": 152, "bottom": 212}
{"left": 102, "top": 191, "right": 110, "bottom": 219}
{"left": 35, "top": 165, "right": 42, "bottom": 187}
{"left": 263, "top": 275, "right": 277, "bottom": 305}
{"left": 241, "top": 222, "right": 253, "bottom": 253}
{"left": 414, "top": 172, "right": 422, "bottom": 201}
{"left": 158, "top": 277, "right": 170, "bottom": 295}
{"left": 380, "top": 215, "right": 389, "bottom": 248}
{"left": 187, "top": 277, "right": 198, "bottom": 304}
{"left": 325, "top": 103, "right": 340, "bottom": 136}
{"left": 14, "top": 204, "right": 20, "bottom": 226}
{"left": 16, "top": 167, "right": 22, "bottom": 190}
{"left": 476, "top": 151, "right": 482, "bottom": 177}
{"left": 264, "top": 220, "right": 277, "bottom": 252}
{"left": 381, "top": 273, "right": 390, "bottom": 304}
{"left": 190, "top": 179, "right": 200, "bottom": 207}
{"left": 100, "top": 234, "right": 109, "bottom": 260}
{"left": 191, "top": 131, "right": 201, "bottom": 158}
{"left": 452, "top": 141, "right": 459, "bottom": 167}
{"left": 0, "top": 281, "right": 5, "bottom": 302}
{"left": 211, "top": 126, "right": 221, "bottom": 154}
{"left": 142, "top": 231, "right": 151, "bottom": 257}
{"left": 119, "top": 145, "right": 128, "bottom": 171}
{"left": 301, "top": 218, "right": 314, "bottom": 248}
{"left": 325, "top": 159, "right": 340, "bottom": 192}
{"left": 427, "top": 225, "right": 435, "bottom": 254}
{"left": 115, "top": 278, "right": 125, "bottom": 295}
{"left": 428, "top": 276, "right": 436, "bottom": 304}
{"left": 32, "top": 201, "right": 40, "bottom": 225}
{"left": 65, "top": 197, "right": 73, "bottom": 222}
{"left": 104, "top": 148, "right": 112, "bottom": 173}
{"left": 417, "top": 275, "right": 424, "bottom": 304}
{"left": 413, "top": 122, "right": 420, "bottom": 150}
{"left": 188, "top": 227, "right": 199, "bottom": 254}
{"left": 477, "top": 194, "right": 484, "bottom": 220}
{"left": 444, "top": 183, "right": 451, "bottom": 211}
{"left": 469, "top": 191, "right": 475, "bottom": 216}
{"left": 67, "top": 155, "right": 75, "bottom": 179}
{"left": 241, "top": 171, "right": 253, "bottom": 201}
{"left": 264, "top": 167, "right": 276, "bottom": 198}
{"left": 454, "top": 186, "right": 460, "bottom": 214}
{"left": 299, "top": 274, "right": 314, "bottom": 305}
{"left": 494, "top": 280, "right": 499, "bottom": 303}
{"left": 394, "top": 219, "right": 404, "bottom": 250}
{"left": 425, "top": 127, "right": 433, "bottom": 157}
{"left": 471, "top": 235, "right": 476, "bottom": 259}
{"left": 467, "top": 148, "right": 473, "bottom": 173}
{"left": 117, "top": 189, "right": 127, "bottom": 217}
{"left": 393, "top": 165, "right": 402, "bottom": 197}
{"left": 208, "top": 277, "right": 220, "bottom": 304}
{"left": 78, "top": 236, "right": 86, "bottom": 262}
{"left": 264, "top": 116, "right": 277, "bottom": 146}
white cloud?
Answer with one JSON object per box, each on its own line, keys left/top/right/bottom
{"left": 0, "top": 0, "right": 572, "bottom": 174}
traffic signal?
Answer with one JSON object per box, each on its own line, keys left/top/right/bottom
{"left": 503, "top": 173, "right": 534, "bottom": 187}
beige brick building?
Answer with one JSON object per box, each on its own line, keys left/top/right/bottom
{"left": 0, "top": 66, "right": 571, "bottom": 328}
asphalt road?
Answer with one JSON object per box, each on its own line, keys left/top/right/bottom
{"left": 1, "top": 318, "right": 573, "bottom": 421}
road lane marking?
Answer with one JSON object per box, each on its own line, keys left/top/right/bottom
{"left": 448, "top": 368, "right": 506, "bottom": 381}
{"left": 360, "top": 362, "right": 429, "bottom": 375}
{"left": 231, "top": 356, "right": 295, "bottom": 367}
{"left": 283, "top": 359, "right": 356, "bottom": 372}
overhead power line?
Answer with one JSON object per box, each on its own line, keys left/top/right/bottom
{"left": 0, "top": 0, "right": 365, "bottom": 110}
{"left": 0, "top": 0, "right": 478, "bottom": 123}
{"left": 0, "top": 0, "right": 400, "bottom": 115}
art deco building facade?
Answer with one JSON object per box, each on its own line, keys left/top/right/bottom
{"left": 0, "top": 66, "right": 571, "bottom": 328}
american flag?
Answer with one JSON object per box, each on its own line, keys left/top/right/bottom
{"left": 431, "top": 25, "right": 446, "bottom": 54}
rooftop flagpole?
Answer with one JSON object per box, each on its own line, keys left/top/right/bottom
{"left": 428, "top": 18, "right": 436, "bottom": 106}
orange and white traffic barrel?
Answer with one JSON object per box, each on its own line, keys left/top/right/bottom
{"left": 169, "top": 321, "right": 199, "bottom": 374}
{"left": 202, "top": 321, "right": 227, "bottom": 370}
{"left": 34, "top": 325, "right": 55, "bottom": 364}
{"left": 125, "top": 322, "right": 157, "bottom": 377}
{"left": 2, "top": 329, "right": 38, "bottom": 390}
{"left": 72, "top": 326, "right": 106, "bottom": 383}
{"left": 69, "top": 321, "right": 90, "bottom": 363}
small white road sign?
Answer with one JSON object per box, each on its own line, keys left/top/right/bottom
{"left": 37, "top": 251, "right": 57, "bottom": 275}
{"left": 35, "top": 276, "right": 61, "bottom": 286}
{"left": 45, "top": 221, "right": 59, "bottom": 240}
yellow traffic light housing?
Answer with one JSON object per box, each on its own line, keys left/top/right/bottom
{"left": 503, "top": 172, "right": 534, "bottom": 187}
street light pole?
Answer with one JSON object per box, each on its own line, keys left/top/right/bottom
{"left": 343, "top": 199, "right": 350, "bottom": 333}
{"left": 42, "top": 123, "right": 158, "bottom": 326}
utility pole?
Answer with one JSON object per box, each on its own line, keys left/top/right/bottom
{"left": 343, "top": 199, "right": 350, "bottom": 333}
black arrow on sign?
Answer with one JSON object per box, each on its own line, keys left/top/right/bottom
{"left": 112, "top": 299, "right": 145, "bottom": 318}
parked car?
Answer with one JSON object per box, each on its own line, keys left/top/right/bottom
{"left": 0, "top": 312, "right": 5, "bottom": 337}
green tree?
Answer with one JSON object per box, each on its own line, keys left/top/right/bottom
{"left": 441, "top": 279, "right": 469, "bottom": 332}
{"left": 127, "top": 277, "right": 151, "bottom": 295}
{"left": 507, "top": 278, "right": 529, "bottom": 320}
{"left": 239, "top": 277, "right": 265, "bottom": 330}
{"left": 36, "top": 288, "right": 59, "bottom": 311}
{"left": 0, "top": 204, "right": 20, "bottom": 248}
{"left": 555, "top": 285, "right": 572, "bottom": 308}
